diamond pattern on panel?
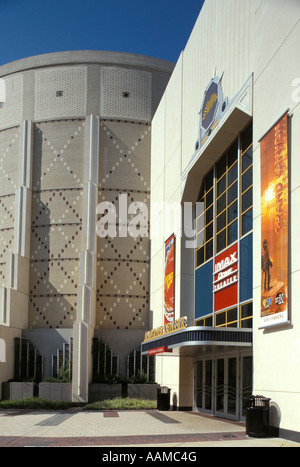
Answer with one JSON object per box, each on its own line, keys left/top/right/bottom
{"left": 30, "top": 120, "right": 84, "bottom": 329}
{"left": 0, "top": 75, "right": 23, "bottom": 130}
{"left": 35, "top": 67, "right": 87, "bottom": 121}
{"left": 0, "top": 127, "right": 19, "bottom": 288}
{"left": 0, "top": 127, "right": 20, "bottom": 196}
{"left": 101, "top": 67, "right": 152, "bottom": 121}
{"left": 0, "top": 228, "right": 14, "bottom": 288}
{"left": 0, "top": 195, "right": 15, "bottom": 287}
{"left": 96, "top": 120, "right": 151, "bottom": 330}
{"left": 99, "top": 120, "right": 151, "bottom": 191}
{"left": 29, "top": 292, "right": 77, "bottom": 329}
{"left": 33, "top": 120, "right": 85, "bottom": 191}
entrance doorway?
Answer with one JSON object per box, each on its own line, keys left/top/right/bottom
{"left": 195, "top": 353, "right": 252, "bottom": 421}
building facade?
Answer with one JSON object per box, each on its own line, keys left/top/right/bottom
{"left": 0, "top": 51, "right": 174, "bottom": 402}
{"left": 143, "top": 0, "right": 300, "bottom": 441}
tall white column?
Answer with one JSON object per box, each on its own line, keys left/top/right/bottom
{"left": 72, "top": 115, "right": 99, "bottom": 402}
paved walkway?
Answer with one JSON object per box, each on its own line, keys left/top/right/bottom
{"left": 0, "top": 408, "right": 299, "bottom": 447}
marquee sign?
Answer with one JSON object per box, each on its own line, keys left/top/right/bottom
{"left": 144, "top": 316, "right": 188, "bottom": 342}
{"left": 214, "top": 243, "right": 239, "bottom": 312}
{"left": 195, "top": 75, "right": 228, "bottom": 151}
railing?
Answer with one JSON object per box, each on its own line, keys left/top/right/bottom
{"left": 14, "top": 337, "right": 44, "bottom": 383}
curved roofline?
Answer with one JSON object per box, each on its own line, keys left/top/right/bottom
{"left": 0, "top": 50, "right": 175, "bottom": 77}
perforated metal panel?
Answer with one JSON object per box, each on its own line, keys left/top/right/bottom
{"left": 0, "top": 75, "right": 23, "bottom": 130}
{"left": 100, "top": 67, "right": 152, "bottom": 121}
{"left": 35, "top": 66, "right": 87, "bottom": 121}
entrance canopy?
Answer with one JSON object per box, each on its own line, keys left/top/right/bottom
{"left": 141, "top": 326, "right": 252, "bottom": 356}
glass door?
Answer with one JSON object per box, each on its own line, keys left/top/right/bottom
{"left": 215, "top": 356, "right": 238, "bottom": 421}
{"left": 195, "top": 359, "right": 213, "bottom": 413}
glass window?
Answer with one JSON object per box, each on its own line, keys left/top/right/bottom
{"left": 240, "top": 302, "right": 253, "bottom": 328}
{"left": 205, "top": 240, "right": 213, "bottom": 261}
{"left": 228, "top": 182, "right": 238, "bottom": 205}
{"left": 227, "top": 220, "right": 238, "bottom": 245}
{"left": 241, "top": 125, "right": 252, "bottom": 153}
{"left": 217, "top": 155, "right": 226, "bottom": 179}
{"left": 197, "top": 247, "right": 204, "bottom": 266}
{"left": 206, "top": 206, "right": 213, "bottom": 224}
{"left": 206, "top": 188, "right": 213, "bottom": 207}
{"left": 217, "top": 211, "right": 226, "bottom": 232}
{"left": 228, "top": 201, "right": 238, "bottom": 223}
{"left": 242, "top": 146, "right": 253, "bottom": 172}
{"left": 196, "top": 171, "right": 215, "bottom": 267}
{"left": 217, "top": 229, "right": 226, "bottom": 252}
{"left": 206, "top": 169, "right": 214, "bottom": 191}
{"left": 217, "top": 176, "right": 226, "bottom": 197}
{"left": 228, "top": 141, "right": 238, "bottom": 167}
{"left": 217, "top": 193, "right": 226, "bottom": 214}
{"left": 228, "top": 163, "right": 238, "bottom": 186}
{"left": 195, "top": 125, "right": 253, "bottom": 289}
{"left": 242, "top": 209, "right": 253, "bottom": 235}
{"left": 242, "top": 166, "right": 253, "bottom": 192}
{"left": 205, "top": 223, "right": 213, "bottom": 241}
{"left": 216, "top": 312, "right": 226, "bottom": 326}
{"left": 242, "top": 188, "right": 253, "bottom": 212}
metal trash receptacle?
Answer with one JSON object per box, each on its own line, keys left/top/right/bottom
{"left": 157, "top": 386, "right": 171, "bottom": 411}
{"left": 246, "top": 395, "right": 271, "bottom": 438}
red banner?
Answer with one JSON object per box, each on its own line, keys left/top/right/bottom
{"left": 164, "top": 234, "right": 175, "bottom": 325}
{"left": 148, "top": 347, "right": 173, "bottom": 356}
{"left": 260, "top": 113, "right": 289, "bottom": 328}
{"left": 213, "top": 242, "right": 238, "bottom": 312}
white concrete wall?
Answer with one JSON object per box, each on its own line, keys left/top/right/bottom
{"left": 251, "top": 0, "right": 300, "bottom": 435}
{"left": 151, "top": 0, "right": 300, "bottom": 428}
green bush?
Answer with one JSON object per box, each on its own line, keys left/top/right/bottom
{"left": 0, "top": 398, "right": 75, "bottom": 410}
{"left": 84, "top": 397, "right": 157, "bottom": 411}
{"left": 0, "top": 397, "right": 157, "bottom": 411}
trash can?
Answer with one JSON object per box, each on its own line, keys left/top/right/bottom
{"left": 246, "top": 395, "right": 271, "bottom": 438}
{"left": 157, "top": 386, "right": 171, "bottom": 411}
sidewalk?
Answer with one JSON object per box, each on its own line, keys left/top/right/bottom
{"left": 0, "top": 408, "right": 299, "bottom": 447}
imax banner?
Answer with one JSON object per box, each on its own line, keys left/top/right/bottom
{"left": 260, "top": 112, "right": 289, "bottom": 328}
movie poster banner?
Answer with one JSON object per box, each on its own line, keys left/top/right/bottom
{"left": 164, "top": 234, "right": 175, "bottom": 325}
{"left": 260, "top": 112, "right": 289, "bottom": 328}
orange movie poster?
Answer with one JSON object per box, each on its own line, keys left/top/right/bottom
{"left": 164, "top": 234, "right": 175, "bottom": 325}
{"left": 260, "top": 113, "right": 289, "bottom": 328}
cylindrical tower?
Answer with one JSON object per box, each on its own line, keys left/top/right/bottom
{"left": 0, "top": 51, "right": 174, "bottom": 401}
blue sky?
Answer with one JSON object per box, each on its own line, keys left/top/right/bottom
{"left": 0, "top": 0, "right": 205, "bottom": 66}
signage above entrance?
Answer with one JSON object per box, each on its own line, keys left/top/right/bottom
{"left": 214, "top": 243, "right": 239, "bottom": 312}
{"left": 195, "top": 75, "right": 228, "bottom": 151}
{"left": 144, "top": 316, "right": 188, "bottom": 342}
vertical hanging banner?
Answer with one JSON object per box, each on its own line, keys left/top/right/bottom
{"left": 260, "top": 112, "right": 289, "bottom": 328}
{"left": 164, "top": 234, "right": 175, "bottom": 325}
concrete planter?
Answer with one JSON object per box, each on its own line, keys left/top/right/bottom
{"left": 88, "top": 383, "right": 123, "bottom": 403}
{"left": 39, "top": 382, "right": 72, "bottom": 401}
{"left": 2, "top": 382, "right": 36, "bottom": 400}
{"left": 127, "top": 384, "right": 159, "bottom": 400}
